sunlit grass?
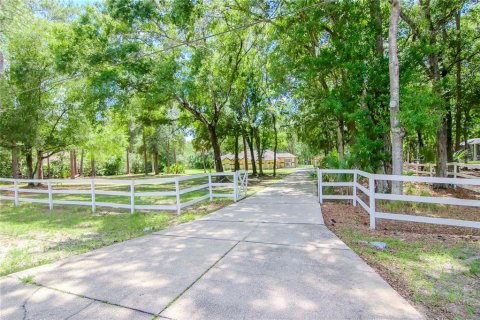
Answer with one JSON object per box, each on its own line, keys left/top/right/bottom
{"left": 0, "top": 200, "right": 228, "bottom": 276}
{"left": 0, "top": 174, "right": 274, "bottom": 276}
{"left": 0, "top": 169, "right": 291, "bottom": 276}
{"left": 336, "top": 227, "right": 480, "bottom": 318}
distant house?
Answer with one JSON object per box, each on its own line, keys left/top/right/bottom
{"left": 221, "top": 150, "right": 297, "bottom": 170}
{"left": 459, "top": 138, "right": 480, "bottom": 161}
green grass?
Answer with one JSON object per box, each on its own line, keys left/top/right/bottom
{"left": 186, "top": 167, "right": 301, "bottom": 176}
{"left": 88, "top": 166, "right": 303, "bottom": 178}
{"left": 0, "top": 168, "right": 291, "bottom": 276}
{"left": 0, "top": 198, "right": 236, "bottom": 276}
{"left": 335, "top": 227, "right": 480, "bottom": 319}
{"left": 0, "top": 174, "right": 273, "bottom": 276}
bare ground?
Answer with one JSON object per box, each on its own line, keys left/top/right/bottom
{"left": 322, "top": 202, "right": 480, "bottom": 319}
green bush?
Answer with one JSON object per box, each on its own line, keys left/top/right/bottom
{"left": 165, "top": 163, "right": 185, "bottom": 174}
{"left": 103, "top": 156, "right": 123, "bottom": 176}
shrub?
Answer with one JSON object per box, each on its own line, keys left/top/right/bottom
{"left": 165, "top": 163, "right": 185, "bottom": 174}
{"left": 103, "top": 156, "right": 123, "bottom": 176}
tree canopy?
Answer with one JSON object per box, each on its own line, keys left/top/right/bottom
{"left": 0, "top": 0, "right": 479, "bottom": 184}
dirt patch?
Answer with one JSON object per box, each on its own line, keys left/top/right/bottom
{"left": 323, "top": 201, "right": 480, "bottom": 236}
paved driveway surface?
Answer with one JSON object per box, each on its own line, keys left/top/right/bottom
{"left": 1, "top": 170, "right": 423, "bottom": 319}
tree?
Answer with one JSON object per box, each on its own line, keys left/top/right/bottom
{"left": 388, "top": 0, "right": 403, "bottom": 194}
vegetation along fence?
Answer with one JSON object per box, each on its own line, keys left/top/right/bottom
{"left": 318, "top": 169, "right": 480, "bottom": 230}
{"left": 0, "top": 171, "right": 248, "bottom": 215}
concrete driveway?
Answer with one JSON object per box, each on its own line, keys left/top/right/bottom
{"left": 1, "top": 170, "right": 423, "bottom": 319}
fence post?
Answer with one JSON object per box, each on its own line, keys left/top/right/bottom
{"left": 233, "top": 171, "right": 238, "bottom": 202}
{"left": 429, "top": 164, "right": 433, "bottom": 177}
{"left": 175, "top": 178, "right": 181, "bottom": 215}
{"left": 14, "top": 180, "right": 18, "bottom": 206}
{"left": 208, "top": 174, "right": 213, "bottom": 201}
{"left": 415, "top": 163, "right": 419, "bottom": 175}
{"left": 369, "top": 175, "right": 376, "bottom": 230}
{"left": 353, "top": 171, "right": 357, "bottom": 206}
{"left": 318, "top": 169, "right": 323, "bottom": 204}
{"left": 48, "top": 181, "right": 53, "bottom": 210}
{"left": 130, "top": 180, "right": 135, "bottom": 214}
{"left": 90, "top": 179, "right": 96, "bottom": 213}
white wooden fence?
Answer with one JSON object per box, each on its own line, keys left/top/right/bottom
{"left": 404, "top": 162, "right": 480, "bottom": 179}
{"left": 0, "top": 170, "right": 248, "bottom": 215}
{"left": 318, "top": 169, "right": 480, "bottom": 230}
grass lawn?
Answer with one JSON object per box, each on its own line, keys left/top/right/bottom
{"left": 183, "top": 167, "right": 303, "bottom": 176}
{"left": 322, "top": 203, "right": 480, "bottom": 319}
{"left": 90, "top": 166, "right": 306, "bottom": 178}
{"left": 0, "top": 173, "right": 279, "bottom": 276}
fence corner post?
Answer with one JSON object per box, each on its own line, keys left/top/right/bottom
{"left": 90, "top": 179, "right": 96, "bottom": 213}
{"left": 175, "top": 178, "right": 181, "bottom": 215}
{"left": 130, "top": 180, "right": 135, "bottom": 214}
{"left": 208, "top": 173, "right": 213, "bottom": 201}
{"left": 368, "top": 175, "right": 376, "bottom": 230}
{"left": 353, "top": 171, "right": 357, "bottom": 207}
{"left": 14, "top": 180, "right": 18, "bottom": 206}
{"left": 48, "top": 181, "right": 53, "bottom": 210}
{"left": 233, "top": 171, "right": 238, "bottom": 202}
{"left": 318, "top": 169, "right": 323, "bottom": 204}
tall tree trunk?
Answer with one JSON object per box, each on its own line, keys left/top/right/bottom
{"left": 91, "top": 154, "right": 96, "bottom": 178}
{"left": 273, "top": 113, "right": 278, "bottom": 177}
{"left": 36, "top": 150, "right": 44, "bottom": 180}
{"left": 446, "top": 106, "right": 453, "bottom": 162}
{"left": 255, "top": 129, "right": 264, "bottom": 176}
{"left": 26, "top": 149, "right": 34, "bottom": 185}
{"left": 388, "top": 0, "right": 403, "bottom": 194}
{"left": 126, "top": 149, "right": 131, "bottom": 174}
{"left": 370, "top": 0, "right": 384, "bottom": 56}
{"left": 421, "top": 1, "right": 448, "bottom": 179}
{"left": 173, "top": 145, "right": 177, "bottom": 164}
{"left": 142, "top": 130, "right": 148, "bottom": 175}
{"left": 208, "top": 125, "right": 224, "bottom": 172}
{"left": 336, "top": 119, "right": 344, "bottom": 162}
{"left": 70, "top": 150, "right": 76, "bottom": 179}
{"left": 371, "top": 0, "right": 391, "bottom": 192}
{"left": 454, "top": 9, "right": 462, "bottom": 151}
{"left": 12, "top": 143, "right": 18, "bottom": 179}
{"left": 47, "top": 156, "right": 50, "bottom": 179}
{"left": 79, "top": 149, "right": 84, "bottom": 176}
{"left": 73, "top": 150, "right": 77, "bottom": 177}
{"left": 234, "top": 132, "right": 240, "bottom": 171}
{"left": 463, "top": 106, "right": 470, "bottom": 163}
{"left": 242, "top": 133, "right": 248, "bottom": 171}
{"left": 153, "top": 152, "right": 159, "bottom": 175}
{"left": 247, "top": 128, "right": 257, "bottom": 176}
{"left": 202, "top": 151, "right": 207, "bottom": 173}
{"left": 166, "top": 141, "right": 170, "bottom": 167}
{"left": 437, "top": 121, "right": 448, "bottom": 178}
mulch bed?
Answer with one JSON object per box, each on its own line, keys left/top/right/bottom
{"left": 322, "top": 201, "right": 480, "bottom": 237}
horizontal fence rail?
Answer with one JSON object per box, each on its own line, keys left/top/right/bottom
{"left": 404, "top": 162, "right": 480, "bottom": 179}
{"left": 318, "top": 169, "right": 480, "bottom": 230}
{"left": 0, "top": 170, "right": 248, "bottom": 215}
